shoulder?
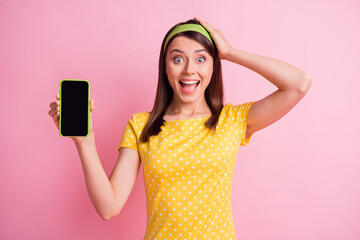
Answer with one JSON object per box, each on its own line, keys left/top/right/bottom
{"left": 222, "top": 102, "right": 252, "bottom": 112}
{"left": 130, "top": 112, "right": 150, "bottom": 124}
{"left": 126, "top": 111, "right": 150, "bottom": 127}
{"left": 131, "top": 111, "right": 150, "bottom": 120}
{"left": 221, "top": 102, "right": 254, "bottom": 118}
{"left": 123, "top": 111, "right": 150, "bottom": 137}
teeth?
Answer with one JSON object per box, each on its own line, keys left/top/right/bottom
{"left": 180, "top": 81, "right": 199, "bottom": 84}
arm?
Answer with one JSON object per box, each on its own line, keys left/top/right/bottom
{"left": 48, "top": 93, "right": 141, "bottom": 220}
{"left": 194, "top": 17, "right": 312, "bottom": 137}
{"left": 74, "top": 133, "right": 141, "bottom": 220}
{"left": 223, "top": 48, "right": 312, "bottom": 137}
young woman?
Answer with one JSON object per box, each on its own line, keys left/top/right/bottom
{"left": 48, "top": 17, "right": 311, "bottom": 239}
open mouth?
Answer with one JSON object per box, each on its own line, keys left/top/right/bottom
{"left": 179, "top": 80, "right": 200, "bottom": 88}
{"left": 179, "top": 80, "right": 200, "bottom": 94}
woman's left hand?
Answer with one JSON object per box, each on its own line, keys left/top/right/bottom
{"left": 194, "top": 17, "right": 232, "bottom": 60}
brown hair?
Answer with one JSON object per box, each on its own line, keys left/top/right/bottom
{"left": 139, "top": 19, "right": 224, "bottom": 143}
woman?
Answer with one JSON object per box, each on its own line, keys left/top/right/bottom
{"left": 48, "top": 17, "right": 311, "bottom": 239}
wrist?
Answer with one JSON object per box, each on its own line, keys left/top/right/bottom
{"left": 73, "top": 131, "right": 95, "bottom": 147}
{"left": 222, "top": 46, "right": 235, "bottom": 61}
{"left": 223, "top": 47, "right": 245, "bottom": 65}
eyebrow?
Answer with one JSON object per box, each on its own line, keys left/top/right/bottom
{"left": 170, "top": 48, "right": 208, "bottom": 54}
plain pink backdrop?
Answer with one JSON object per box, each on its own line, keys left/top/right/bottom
{"left": 1, "top": 0, "right": 359, "bottom": 239}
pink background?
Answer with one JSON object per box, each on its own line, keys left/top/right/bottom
{"left": 1, "top": 0, "right": 359, "bottom": 239}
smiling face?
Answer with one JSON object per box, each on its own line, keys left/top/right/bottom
{"left": 165, "top": 36, "right": 214, "bottom": 104}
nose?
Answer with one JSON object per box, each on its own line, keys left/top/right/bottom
{"left": 183, "top": 59, "right": 196, "bottom": 74}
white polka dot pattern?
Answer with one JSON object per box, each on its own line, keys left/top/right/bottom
{"left": 117, "top": 102, "right": 253, "bottom": 239}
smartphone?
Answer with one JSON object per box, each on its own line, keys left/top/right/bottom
{"left": 59, "top": 79, "right": 90, "bottom": 137}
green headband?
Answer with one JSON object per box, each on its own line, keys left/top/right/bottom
{"left": 163, "top": 23, "right": 214, "bottom": 53}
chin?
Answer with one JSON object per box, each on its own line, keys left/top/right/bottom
{"left": 178, "top": 91, "right": 202, "bottom": 102}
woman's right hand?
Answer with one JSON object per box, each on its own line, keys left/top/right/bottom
{"left": 48, "top": 92, "right": 95, "bottom": 144}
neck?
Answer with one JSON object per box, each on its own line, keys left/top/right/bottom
{"left": 166, "top": 95, "right": 211, "bottom": 116}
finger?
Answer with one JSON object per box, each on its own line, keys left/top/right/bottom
{"left": 194, "top": 17, "right": 213, "bottom": 30}
{"left": 52, "top": 111, "right": 59, "bottom": 121}
{"left": 49, "top": 101, "right": 60, "bottom": 108}
{"left": 203, "top": 22, "right": 216, "bottom": 33}
{"left": 194, "top": 16, "right": 204, "bottom": 23}
{"left": 49, "top": 103, "right": 59, "bottom": 113}
{"left": 51, "top": 105, "right": 60, "bottom": 115}
{"left": 90, "top": 100, "right": 95, "bottom": 112}
{"left": 48, "top": 107, "right": 57, "bottom": 117}
{"left": 56, "top": 93, "right": 59, "bottom": 100}
{"left": 194, "top": 17, "right": 205, "bottom": 26}
{"left": 49, "top": 102, "right": 56, "bottom": 108}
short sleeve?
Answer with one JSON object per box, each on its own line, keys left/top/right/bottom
{"left": 117, "top": 115, "right": 139, "bottom": 152}
{"left": 230, "top": 102, "right": 254, "bottom": 146}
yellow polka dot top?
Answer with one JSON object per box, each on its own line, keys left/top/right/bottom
{"left": 117, "top": 102, "right": 254, "bottom": 240}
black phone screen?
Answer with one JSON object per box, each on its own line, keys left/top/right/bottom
{"left": 60, "top": 80, "right": 89, "bottom": 137}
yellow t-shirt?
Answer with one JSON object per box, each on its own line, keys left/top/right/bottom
{"left": 117, "top": 102, "right": 254, "bottom": 240}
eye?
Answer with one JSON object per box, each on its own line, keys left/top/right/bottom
{"left": 197, "top": 57, "right": 205, "bottom": 63}
{"left": 173, "top": 57, "right": 183, "bottom": 63}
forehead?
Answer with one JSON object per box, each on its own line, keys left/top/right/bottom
{"left": 167, "top": 36, "right": 205, "bottom": 53}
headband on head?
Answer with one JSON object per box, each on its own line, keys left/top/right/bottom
{"left": 163, "top": 23, "right": 214, "bottom": 54}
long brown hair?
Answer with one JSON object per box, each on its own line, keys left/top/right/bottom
{"left": 139, "top": 19, "right": 224, "bottom": 143}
